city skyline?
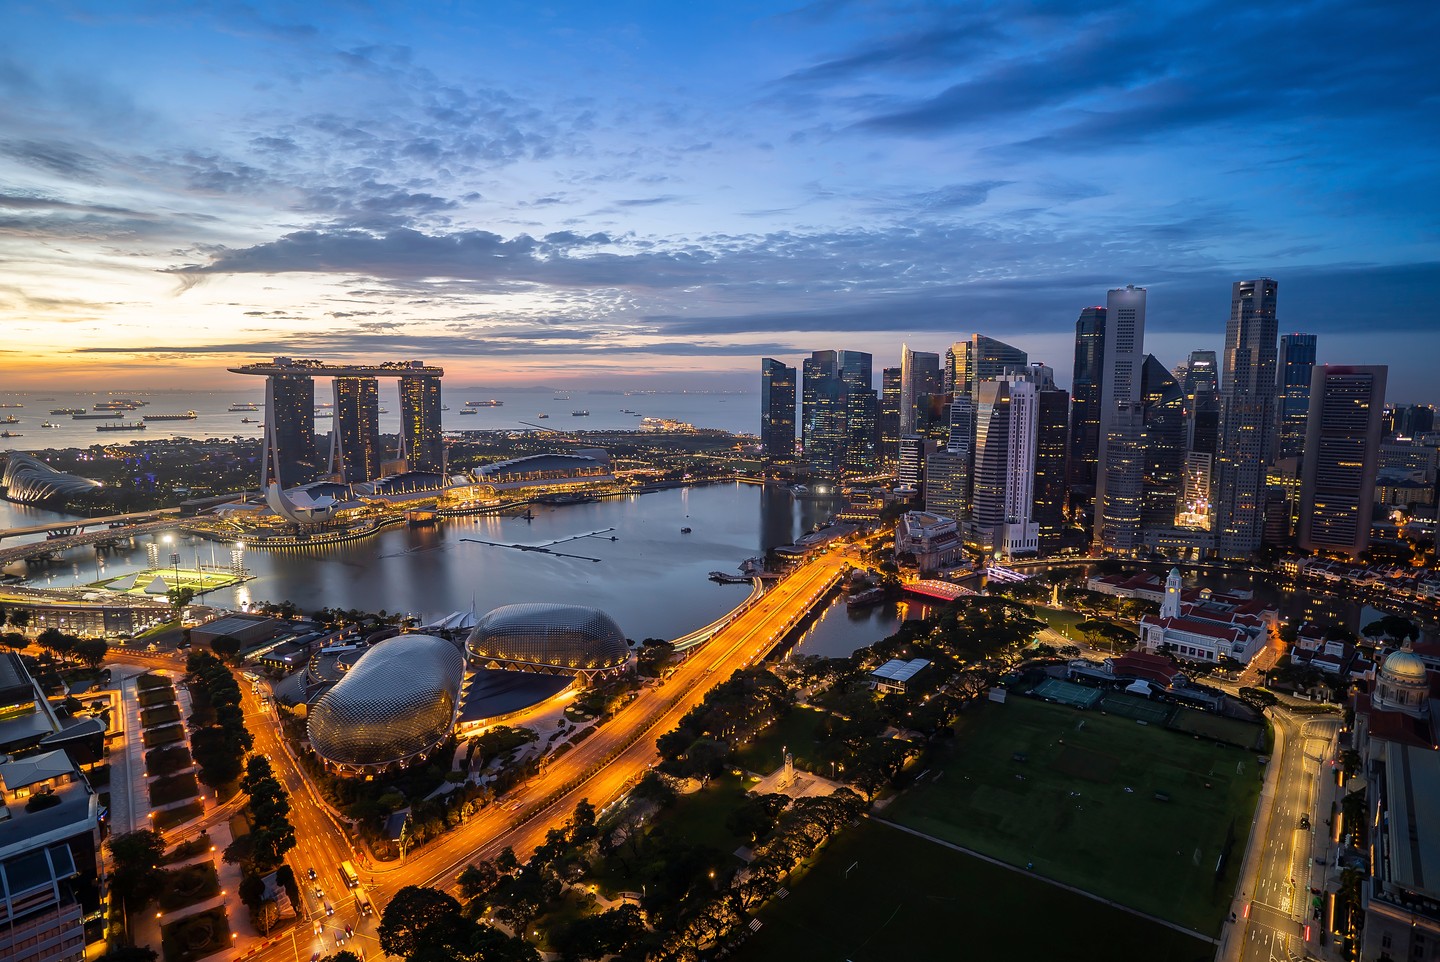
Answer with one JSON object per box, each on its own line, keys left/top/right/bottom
{"left": 2, "top": 2, "right": 1437, "bottom": 399}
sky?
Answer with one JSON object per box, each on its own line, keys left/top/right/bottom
{"left": 2, "top": 0, "right": 1437, "bottom": 399}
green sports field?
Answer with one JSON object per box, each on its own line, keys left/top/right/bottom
{"left": 734, "top": 819, "right": 1215, "bottom": 962}
{"left": 885, "top": 695, "right": 1264, "bottom": 935}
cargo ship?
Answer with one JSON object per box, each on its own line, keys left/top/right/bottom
{"left": 97, "top": 422, "right": 146, "bottom": 432}
{"left": 143, "top": 411, "right": 198, "bottom": 421}
{"left": 229, "top": 402, "right": 260, "bottom": 411}
{"left": 0, "top": 403, "right": 22, "bottom": 408}
{"left": 50, "top": 408, "right": 85, "bottom": 415}
{"left": 72, "top": 413, "right": 118, "bottom": 420}
{"left": 465, "top": 399, "right": 504, "bottom": 407}
{"left": 571, "top": 410, "right": 590, "bottom": 417}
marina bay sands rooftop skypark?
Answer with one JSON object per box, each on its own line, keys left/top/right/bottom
{"left": 227, "top": 358, "right": 444, "bottom": 377}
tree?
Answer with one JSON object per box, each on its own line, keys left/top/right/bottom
{"left": 496, "top": 847, "right": 519, "bottom": 875}
{"left": 108, "top": 830, "right": 166, "bottom": 910}
{"left": 275, "top": 863, "right": 301, "bottom": 910}
{"left": 238, "top": 872, "right": 267, "bottom": 912}
{"left": 378, "top": 886, "right": 463, "bottom": 959}
{"left": 251, "top": 898, "right": 280, "bottom": 935}
{"left": 457, "top": 860, "right": 499, "bottom": 901}
{"left": 1239, "top": 687, "right": 1279, "bottom": 710}
{"left": 74, "top": 637, "right": 109, "bottom": 669}
{"left": 167, "top": 585, "right": 195, "bottom": 617}
{"left": 8, "top": 609, "right": 30, "bottom": 632}
{"left": 320, "top": 954, "right": 362, "bottom": 962}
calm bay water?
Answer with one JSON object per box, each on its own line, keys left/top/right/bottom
{"left": 0, "top": 387, "right": 756, "bottom": 454}
{"left": 8, "top": 484, "right": 840, "bottom": 645}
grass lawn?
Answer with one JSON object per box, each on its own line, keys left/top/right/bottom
{"left": 733, "top": 706, "right": 829, "bottom": 775}
{"left": 1033, "top": 604, "right": 1086, "bottom": 637}
{"left": 160, "top": 906, "right": 230, "bottom": 962}
{"left": 885, "top": 696, "right": 1261, "bottom": 935}
{"left": 145, "top": 746, "right": 193, "bottom": 776}
{"left": 142, "top": 724, "right": 186, "bottom": 748}
{"left": 137, "top": 688, "right": 177, "bottom": 709}
{"left": 150, "top": 772, "right": 200, "bottom": 807}
{"left": 136, "top": 673, "right": 173, "bottom": 691}
{"left": 141, "top": 703, "right": 182, "bottom": 728}
{"left": 157, "top": 861, "right": 220, "bottom": 911}
{"left": 734, "top": 819, "right": 1214, "bottom": 962}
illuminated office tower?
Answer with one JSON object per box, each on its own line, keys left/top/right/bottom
{"left": 331, "top": 377, "right": 381, "bottom": 482}
{"left": 924, "top": 395, "right": 974, "bottom": 522}
{"left": 760, "top": 358, "right": 797, "bottom": 461}
{"left": 399, "top": 373, "right": 445, "bottom": 474}
{"left": 968, "top": 378, "right": 1039, "bottom": 556}
{"left": 801, "top": 350, "right": 874, "bottom": 477}
{"left": 1067, "top": 306, "right": 1106, "bottom": 523}
{"left": 899, "top": 346, "right": 941, "bottom": 435}
{"left": 1214, "top": 278, "right": 1279, "bottom": 559}
{"left": 897, "top": 435, "right": 934, "bottom": 492}
{"left": 1298, "top": 365, "right": 1387, "bottom": 557}
{"left": 1140, "top": 356, "right": 1187, "bottom": 530}
{"left": 1094, "top": 285, "right": 1146, "bottom": 554}
{"left": 879, "top": 367, "right": 901, "bottom": 462}
{"left": 948, "top": 334, "right": 1029, "bottom": 401}
{"left": 262, "top": 369, "right": 318, "bottom": 488}
{"left": 1276, "top": 333, "right": 1317, "bottom": 460}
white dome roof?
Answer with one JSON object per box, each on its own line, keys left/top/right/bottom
{"left": 1383, "top": 647, "right": 1429, "bottom": 683}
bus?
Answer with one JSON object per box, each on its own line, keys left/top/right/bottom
{"left": 339, "top": 861, "right": 359, "bottom": 889}
{"left": 355, "top": 892, "right": 373, "bottom": 917}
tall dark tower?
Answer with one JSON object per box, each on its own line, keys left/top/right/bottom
{"left": 262, "top": 369, "right": 317, "bottom": 489}
{"left": 1034, "top": 372, "right": 1070, "bottom": 551}
{"left": 1215, "top": 278, "right": 1279, "bottom": 559}
{"left": 760, "top": 358, "right": 796, "bottom": 462}
{"left": 400, "top": 372, "right": 445, "bottom": 474}
{"left": 1067, "top": 306, "right": 1106, "bottom": 525}
{"left": 879, "top": 367, "right": 901, "bottom": 462}
{"left": 1140, "top": 356, "right": 1187, "bottom": 531}
{"left": 802, "top": 351, "right": 841, "bottom": 477}
{"left": 331, "top": 377, "right": 381, "bottom": 482}
{"left": 1298, "top": 365, "right": 1387, "bottom": 557}
{"left": 1276, "top": 333, "right": 1317, "bottom": 460}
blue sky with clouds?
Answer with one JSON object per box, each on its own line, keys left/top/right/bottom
{"left": 2, "top": 0, "right": 1437, "bottom": 397}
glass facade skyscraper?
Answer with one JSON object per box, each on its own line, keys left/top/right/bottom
{"left": 1298, "top": 365, "right": 1387, "bottom": 557}
{"left": 760, "top": 358, "right": 797, "bottom": 461}
{"left": 1215, "top": 278, "right": 1280, "bottom": 559}
{"left": 1067, "top": 306, "right": 1106, "bottom": 521}
{"left": 1276, "top": 333, "right": 1317, "bottom": 460}
{"left": 400, "top": 374, "right": 445, "bottom": 474}
{"left": 263, "top": 372, "right": 317, "bottom": 488}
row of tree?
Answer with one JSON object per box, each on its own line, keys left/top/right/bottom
{"left": 185, "top": 650, "right": 253, "bottom": 791}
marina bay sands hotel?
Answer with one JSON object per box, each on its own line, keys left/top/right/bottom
{"left": 229, "top": 357, "right": 444, "bottom": 489}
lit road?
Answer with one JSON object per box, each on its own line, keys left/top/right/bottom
{"left": 1227, "top": 709, "right": 1339, "bottom": 962}
{"left": 232, "top": 549, "right": 847, "bottom": 962}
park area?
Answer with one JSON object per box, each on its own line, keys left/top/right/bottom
{"left": 735, "top": 819, "right": 1214, "bottom": 962}
{"left": 884, "top": 694, "right": 1264, "bottom": 935}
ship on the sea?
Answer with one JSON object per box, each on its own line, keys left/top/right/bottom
{"left": 466, "top": 399, "right": 504, "bottom": 407}
{"left": 0, "top": 416, "right": 18, "bottom": 424}
{"left": 40, "top": 422, "right": 57, "bottom": 428}
{"left": 459, "top": 409, "right": 478, "bottom": 415}
{"left": 0, "top": 431, "right": 21, "bottom": 438}
{"left": 0, "top": 403, "right": 22, "bottom": 408}
{"left": 572, "top": 410, "right": 590, "bottom": 417}
{"left": 94, "top": 401, "right": 141, "bottom": 411}
{"left": 50, "top": 408, "right": 85, "bottom": 415}
{"left": 229, "top": 402, "right": 260, "bottom": 411}
{"left": 143, "top": 411, "right": 198, "bottom": 421}
{"left": 314, "top": 411, "right": 333, "bottom": 419}
{"left": 97, "top": 422, "right": 146, "bottom": 432}
{"left": 72, "top": 413, "right": 118, "bottom": 420}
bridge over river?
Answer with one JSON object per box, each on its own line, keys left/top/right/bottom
{"left": 0, "top": 518, "right": 182, "bottom": 567}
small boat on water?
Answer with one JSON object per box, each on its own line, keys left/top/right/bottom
{"left": 0, "top": 415, "right": 18, "bottom": 424}
{"left": 537, "top": 413, "right": 550, "bottom": 419}
{"left": 681, "top": 527, "right": 692, "bottom": 534}
{"left": 40, "top": 422, "right": 56, "bottom": 428}
{"left": 0, "top": 431, "right": 22, "bottom": 438}
{"left": 241, "top": 417, "right": 257, "bottom": 423}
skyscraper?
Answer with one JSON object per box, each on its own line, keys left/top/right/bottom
{"left": 897, "top": 435, "right": 934, "bottom": 492}
{"left": 967, "top": 376, "right": 1039, "bottom": 556}
{"left": 1179, "top": 350, "right": 1219, "bottom": 409}
{"left": 948, "top": 334, "right": 1029, "bottom": 401}
{"left": 263, "top": 369, "right": 318, "bottom": 489}
{"left": 331, "top": 376, "right": 381, "bottom": 483}
{"left": 1033, "top": 372, "right": 1070, "bottom": 550}
{"left": 879, "top": 367, "right": 901, "bottom": 462}
{"left": 399, "top": 373, "right": 445, "bottom": 474}
{"left": 760, "top": 358, "right": 797, "bottom": 461}
{"left": 1067, "top": 306, "right": 1106, "bottom": 523}
{"left": 899, "top": 346, "right": 941, "bottom": 436}
{"left": 1215, "top": 278, "right": 1280, "bottom": 560}
{"left": 1094, "top": 285, "right": 1146, "bottom": 554}
{"left": 800, "top": 350, "right": 874, "bottom": 477}
{"left": 1140, "top": 355, "right": 1187, "bottom": 531}
{"left": 1276, "top": 333, "right": 1318, "bottom": 460}
{"left": 924, "top": 395, "right": 974, "bottom": 523}
{"left": 1298, "top": 365, "right": 1387, "bottom": 557}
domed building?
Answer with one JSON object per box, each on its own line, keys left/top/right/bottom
{"left": 307, "top": 633, "right": 466, "bottom": 774}
{"left": 467, "top": 604, "right": 628, "bottom": 682}
{"left": 1373, "top": 641, "right": 1431, "bottom": 717}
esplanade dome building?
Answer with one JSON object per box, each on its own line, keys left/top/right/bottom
{"left": 466, "top": 604, "right": 629, "bottom": 682}
{"left": 307, "top": 633, "right": 465, "bottom": 774}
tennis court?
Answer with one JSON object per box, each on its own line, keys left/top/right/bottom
{"left": 1032, "top": 677, "right": 1103, "bottom": 709}
{"left": 1099, "top": 692, "right": 1175, "bottom": 724}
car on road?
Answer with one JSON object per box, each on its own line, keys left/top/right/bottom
{"left": 1300, "top": 814, "right": 1311, "bottom": 830}
{"left": 324, "top": 903, "right": 334, "bottom": 916}
{"left": 307, "top": 866, "right": 317, "bottom": 880}
{"left": 314, "top": 886, "right": 325, "bottom": 900}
